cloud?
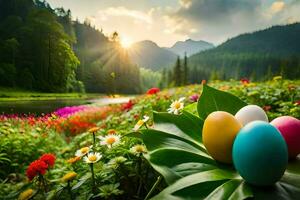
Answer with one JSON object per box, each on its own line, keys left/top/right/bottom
{"left": 270, "top": 1, "right": 285, "bottom": 14}
{"left": 179, "top": 0, "right": 192, "bottom": 8}
{"left": 98, "top": 7, "right": 153, "bottom": 24}
{"left": 165, "top": 0, "right": 300, "bottom": 44}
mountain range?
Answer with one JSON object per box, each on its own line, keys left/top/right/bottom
{"left": 168, "top": 39, "right": 214, "bottom": 57}
{"left": 128, "top": 39, "right": 214, "bottom": 71}
{"left": 188, "top": 23, "right": 300, "bottom": 80}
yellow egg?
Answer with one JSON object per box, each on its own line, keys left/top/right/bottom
{"left": 203, "top": 111, "right": 242, "bottom": 164}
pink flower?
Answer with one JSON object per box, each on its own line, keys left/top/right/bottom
{"left": 189, "top": 94, "right": 199, "bottom": 102}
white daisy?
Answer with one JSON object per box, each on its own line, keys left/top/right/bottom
{"left": 130, "top": 144, "right": 147, "bottom": 155}
{"left": 83, "top": 152, "right": 102, "bottom": 164}
{"left": 99, "top": 134, "right": 121, "bottom": 148}
{"left": 75, "top": 147, "right": 90, "bottom": 157}
{"left": 167, "top": 97, "right": 185, "bottom": 115}
{"left": 133, "top": 115, "right": 150, "bottom": 131}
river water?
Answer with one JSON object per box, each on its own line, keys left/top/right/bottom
{"left": 0, "top": 97, "right": 131, "bottom": 115}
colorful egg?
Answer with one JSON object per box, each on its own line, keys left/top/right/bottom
{"left": 235, "top": 105, "right": 268, "bottom": 126}
{"left": 233, "top": 121, "right": 288, "bottom": 186}
{"left": 271, "top": 116, "right": 300, "bottom": 158}
{"left": 203, "top": 111, "right": 242, "bottom": 164}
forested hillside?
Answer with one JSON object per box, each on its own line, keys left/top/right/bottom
{"left": 189, "top": 23, "right": 300, "bottom": 81}
{"left": 129, "top": 40, "right": 177, "bottom": 71}
{"left": 0, "top": 0, "right": 141, "bottom": 93}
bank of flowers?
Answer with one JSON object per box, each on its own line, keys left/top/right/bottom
{"left": 0, "top": 78, "right": 299, "bottom": 199}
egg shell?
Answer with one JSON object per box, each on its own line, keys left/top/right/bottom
{"left": 235, "top": 105, "right": 268, "bottom": 126}
{"left": 203, "top": 111, "right": 242, "bottom": 164}
{"left": 270, "top": 116, "right": 300, "bottom": 158}
{"left": 233, "top": 121, "right": 288, "bottom": 186}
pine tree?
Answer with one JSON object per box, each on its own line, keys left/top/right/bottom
{"left": 167, "top": 70, "right": 173, "bottom": 87}
{"left": 173, "top": 56, "right": 182, "bottom": 86}
{"left": 160, "top": 68, "right": 167, "bottom": 89}
{"left": 183, "top": 52, "right": 188, "bottom": 85}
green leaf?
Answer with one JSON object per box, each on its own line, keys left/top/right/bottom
{"left": 183, "top": 102, "right": 198, "bottom": 116}
{"left": 72, "top": 173, "right": 91, "bottom": 190}
{"left": 143, "top": 86, "right": 300, "bottom": 200}
{"left": 197, "top": 84, "right": 247, "bottom": 120}
{"left": 145, "top": 148, "right": 216, "bottom": 184}
{"left": 205, "top": 180, "right": 253, "bottom": 200}
{"left": 152, "top": 169, "right": 239, "bottom": 200}
{"left": 152, "top": 111, "right": 203, "bottom": 145}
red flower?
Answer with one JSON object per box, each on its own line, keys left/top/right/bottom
{"left": 240, "top": 78, "right": 250, "bottom": 85}
{"left": 39, "top": 154, "right": 56, "bottom": 167}
{"left": 122, "top": 100, "right": 134, "bottom": 111}
{"left": 26, "top": 160, "right": 48, "bottom": 181}
{"left": 146, "top": 87, "right": 160, "bottom": 95}
{"left": 295, "top": 100, "right": 300, "bottom": 106}
{"left": 201, "top": 80, "right": 207, "bottom": 85}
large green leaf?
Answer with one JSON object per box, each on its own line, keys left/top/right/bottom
{"left": 142, "top": 85, "right": 300, "bottom": 200}
{"left": 197, "top": 84, "right": 247, "bottom": 120}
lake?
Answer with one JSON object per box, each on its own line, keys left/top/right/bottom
{"left": 0, "top": 97, "right": 131, "bottom": 115}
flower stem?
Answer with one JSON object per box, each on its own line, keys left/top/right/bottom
{"left": 137, "top": 156, "right": 143, "bottom": 197}
{"left": 90, "top": 163, "right": 96, "bottom": 193}
{"left": 144, "top": 123, "right": 148, "bottom": 129}
{"left": 39, "top": 175, "right": 48, "bottom": 193}
{"left": 144, "top": 176, "right": 162, "bottom": 200}
{"left": 67, "top": 181, "right": 73, "bottom": 200}
{"left": 92, "top": 133, "right": 96, "bottom": 146}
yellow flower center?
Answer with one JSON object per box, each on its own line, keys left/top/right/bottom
{"left": 88, "top": 155, "right": 97, "bottom": 162}
{"left": 137, "top": 120, "right": 144, "bottom": 126}
{"left": 106, "top": 137, "right": 116, "bottom": 145}
{"left": 80, "top": 147, "right": 89, "bottom": 154}
{"left": 174, "top": 102, "right": 181, "bottom": 109}
{"left": 135, "top": 145, "right": 145, "bottom": 153}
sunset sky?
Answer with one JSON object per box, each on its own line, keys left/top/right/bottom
{"left": 47, "top": 0, "right": 300, "bottom": 47}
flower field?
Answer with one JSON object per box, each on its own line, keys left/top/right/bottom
{"left": 0, "top": 78, "right": 299, "bottom": 200}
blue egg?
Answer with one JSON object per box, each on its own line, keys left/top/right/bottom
{"left": 232, "top": 121, "right": 288, "bottom": 186}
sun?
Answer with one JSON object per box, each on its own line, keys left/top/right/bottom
{"left": 120, "top": 37, "right": 133, "bottom": 49}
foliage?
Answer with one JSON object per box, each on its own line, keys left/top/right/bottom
{"left": 0, "top": 0, "right": 142, "bottom": 93}
{"left": 140, "top": 68, "right": 161, "bottom": 92}
{"left": 189, "top": 23, "right": 300, "bottom": 81}
{"left": 0, "top": 79, "right": 299, "bottom": 199}
{"left": 142, "top": 84, "right": 300, "bottom": 199}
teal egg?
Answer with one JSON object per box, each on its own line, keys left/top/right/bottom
{"left": 232, "top": 121, "right": 288, "bottom": 186}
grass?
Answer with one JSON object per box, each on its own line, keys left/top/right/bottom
{"left": 0, "top": 87, "right": 103, "bottom": 101}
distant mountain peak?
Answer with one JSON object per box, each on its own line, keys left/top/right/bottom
{"left": 168, "top": 39, "right": 214, "bottom": 57}
{"left": 129, "top": 40, "right": 177, "bottom": 71}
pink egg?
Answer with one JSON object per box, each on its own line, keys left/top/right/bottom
{"left": 270, "top": 116, "right": 300, "bottom": 158}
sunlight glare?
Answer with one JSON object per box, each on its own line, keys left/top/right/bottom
{"left": 120, "top": 37, "right": 133, "bottom": 49}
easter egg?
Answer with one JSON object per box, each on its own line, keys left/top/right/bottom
{"left": 271, "top": 116, "right": 300, "bottom": 158}
{"left": 235, "top": 105, "right": 268, "bottom": 126}
{"left": 233, "top": 121, "right": 288, "bottom": 186}
{"left": 203, "top": 111, "right": 242, "bottom": 164}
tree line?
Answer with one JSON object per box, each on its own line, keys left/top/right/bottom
{"left": 0, "top": 0, "right": 142, "bottom": 93}
{"left": 188, "top": 23, "right": 300, "bottom": 81}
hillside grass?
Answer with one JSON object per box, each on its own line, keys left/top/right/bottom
{"left": 0, "top": 87, "right": 103, "bottom": 101}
